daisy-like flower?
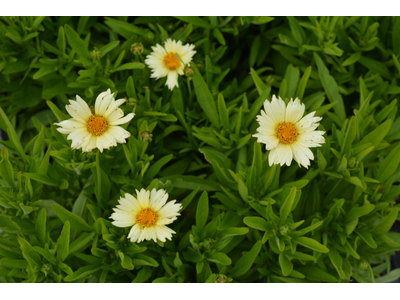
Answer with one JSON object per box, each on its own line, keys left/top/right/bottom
{"left": 144, "top": 38, "right": 196, "bottom": 90}
{"left": 253, "top": 95, "right": 325, "bottom": 168}
{"left": 110, "top": 188, "right": 182, "bottom": 243}
{"left": 55, "top": 89, "right": 134, "bottom": 153}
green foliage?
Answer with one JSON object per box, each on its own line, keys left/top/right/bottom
{"left": 1, "top": 16, "right": 400, "bottom": 283}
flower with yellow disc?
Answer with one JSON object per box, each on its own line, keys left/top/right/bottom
{"left": 110, "top": 188, "right": 182, "bottom": 243}
{"left": 55, "top": 89, "right": 134, "bottom": 153}
{"left": 253, "top": 95, "right": 325, "bottom": 168}
{"left": 145, "top": 38, "right": 196, "bottom": 90}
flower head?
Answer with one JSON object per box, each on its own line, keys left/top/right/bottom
{"left": 55, "top": 89, "right": 134, "bottom": 153}
{"left": 144, "top": 38, "right": 196, "bottom": 90}
{"left": 110, "top": 188, "right": 182, "bottom": 243}
{"left": 253, "top": 95, "right": 325, "bottom": 168}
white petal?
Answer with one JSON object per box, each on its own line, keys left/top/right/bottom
{"left": 285, "top": 98, "right": 305, "bottom": 123}
{"left": 271, "top": 95, "right": 286, "bottom": 123}
{"left": 103, "top": 99, "right": 126, "bottom": 119}
{"left": 94, "top": 89, "right": 111, "bottom": 115}
{"left": 166, "top": 71, "right": 179, "bottom": 90}
{"left": 109, "top": 113, "right": 135, "bottom": 126}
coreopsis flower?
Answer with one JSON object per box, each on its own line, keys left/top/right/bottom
{"left": 55, "top": 89, "right": 134, "bottom": 153}
{"left": 144, "top": 38, "right": 196, "bottom": 90}
{"left": 110, "top": 189, "right": 182, "bottom": 243}
{"left": 253, "top": 95, "right": 325, "bottom": 168}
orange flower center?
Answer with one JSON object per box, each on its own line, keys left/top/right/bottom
{"left": 276, "top": 122, "right": 298, "bottom": 144}
{"left": 136, "top": 208, "right": 158, "bottom": 228}
{"left": 164, "top": 53, "right": 181, "bottom": 70}
{"left": 86, "top": 114, "right": 109, "bottom": 136}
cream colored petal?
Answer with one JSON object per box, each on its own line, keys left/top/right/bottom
{"left": 157, "top": 200, "right": 182, "bottom": 219}
{"left": 136, "top": 189, "right": 150, "bottom": 209}
{"left": 107, "top": 108, "right": 124, "bottom": 124}
{"left": 285, "top": 98, "right": 305, "bottom": 123}
{"left": 128, "top": 224, "right": 142, "bottom": 242}
{"left": 75, "top": 95, "right": 92, "bottom": 117}
{"left": 166, "top": 71, "right": 179, "bottom": 90}
{"left": 97, "top": 93, "right": 114, "bottom": 116}
{"left": 271, "top": 95, "right": 286, "bottom": 123}
{"left": 56, "top": 119, "right": 86, "bottom": 130}
{"left": 94, "top": 89, "right": 111, "bottom": 114}
{"left": 291, "top": 142, "right": 311, "bottom": 169}
{"left": 81, "top": 134, "right": 96, "bottom": 152}
{"left": 110, "top": 211, "right": 135, "bottom": 227}
{"left": 109, "top": 113, "right": 134, "bottom": 126}
{"left": 65, "top": 104, "right": 87, "bottom": 123}
{"left": 56, "top": 127, "right": 74, "bottom": 135}
{"left": 103, "top": 99, "right": 126, "bottom": 119}
{"left": 107, "top": 126, "right": 130, "bottom": 143}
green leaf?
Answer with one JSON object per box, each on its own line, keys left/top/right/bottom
{"left": 104, "top": 17, "right": 146, "bottom": 38}
{"left": 340, "top": 116, "right": 357, "bottom": 154}
{"left": 292, "top": 236, "right": 330, "bottom": 253}
{"left": 376, "top": 268, "right": 400, "bottom": 283}
{"left": 114, "top": 62, "right": 145, "bottom": 71}
{"left": 57, "top": 26, "right": 66, "bottom": 54}
{"left": 371, "top": 208, "right": 399, "bottom": 236}
{"left": 377, "top": 142, "right": 400, "bottom": 183}
{"left": 297, "top": 267, "right": 337, "bottom": 283}
{"left": 18, "top": 237, "right": 42, "bottom": 272}
{"left": 355, "top": 229, "right": 377, "bottom": 249}
{"left": 64, "top": 24, "right": 92, "bottom": 67}
{"left": 132, "top": 254, "right": 159, "bottom": 267}
{"left": 99, "top": 40, "right": 120, "bottom": 57}
{"left": 23, "top": 173, "right": 58, "bottom": 186}
{"left": 358, "top": 55, "right": 392, "bottom": 80}
{"left": 313, "top": 52, "right": 345, "bottom": 122}
{"left": 230, "top": 240, "right": 262, "bottom": 277}
{"left": 342, "top": 52, "right": 361, "bottom": 66}
{"left": 53, "top": 204, "right": 93, "bottom": 232}
{"left": 191, "top": 62, "right": 220, "bottom": 128}
{"left": 174, "top": 16, "right": 210, "bottom": 28}
{"left": 217, "top": 93, "right": 230, "bottom": 130}
{"left": 345, "top": 204, "right": 375, "bottom": 223}
{"left": 295, "top": 66, "right": 312, "bottom": 99}
{"left": 35, "top": 208, "right": 47, "bottom": 245}
{"left": 279, "top": 253, "right": 293, "bottom": 276}
{"left": 56, "top": 221, "right": 70, "bottom": 261}
{"left": 250, "top": 67, "right": 267, "bottom": 95}
{"left": 144, "top": 154, "right": 173, "bottom": 182}
{"left": 206, "top": 252, "right": 232, "bottom": 265}
{"left": 196, "top": 191, "right": 209, "bottom": 231}
{"left": 243, "top": 217, "right": 269, "bottom": 231}
{"left": 64, "top": 265, "right": 101, "bottom": 282}
{"left": 357, "top": 119, "right": 392, "bottom": 147}
{"left": 0, "top": 147, "right": 15, "bottom": 188}
{"left": 280, "top": 187, "right": 297, "bottom": 225}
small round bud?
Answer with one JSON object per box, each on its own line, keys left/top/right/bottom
{"left": 196, "top": 61, "right": 204, "bottom": 69}
{"left": 279, "top": 225, "right": 290, "bottom": 236}
{"left": 266, "top": 75, "right": 276, "bottom": 86}
{"left": 41, "top": 264, "right": 53, "bottom": 277}
{"left": 348, "top": 157, "right": 358, "bottom": 168}
{"left": 127, "top": 98, "right": 137, "bottom": 109}
{"left": 131, "top": 43, "right": 144, "bottom": 55}
{"left": 359, "top": 261, "right": 369, "bottom": 271}
{"left": 215, "top": 275, "right": 228, "bottom": 283}
{"left": 184, "top": 66, "right": 194, "bottom": 78}
{"left": 91, "top": 48, "right": 102, "bottom": 60}
{"left": 145, "top": 31, "right": 155, "bottom": 41}
{"left": 166, "top": 23, "right": 174, "bottom": 31}
{"left": 140, "top": 130, "right": 152, "bottom": 142}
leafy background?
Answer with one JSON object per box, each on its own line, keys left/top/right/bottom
{"left": 0, "top": 16, "right": 400, "bottom": 283}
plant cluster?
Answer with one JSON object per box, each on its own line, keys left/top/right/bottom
{"left": 0, "top": 16, "right": 400, "bottom": 283}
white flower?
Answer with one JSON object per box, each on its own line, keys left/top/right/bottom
{"left": 110, "top": 188, "right": 182, "bottom": 243}
{"left": 253, "top": 95, "right": 325, "bottom": 169}
{"left": 144, "top": 38, "right": 196, "bottom": 90}
{"left": 55, "top": 89, "right": 134, "bottom": 153}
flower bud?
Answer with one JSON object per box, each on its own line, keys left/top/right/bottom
{"left": 215, "top": 275, "right": 228, "bottom": 283}
{"left": 127, "top": 98, "right": 137, "bottom": 109}
{"left": 145, "top": 31, "right": 155, "bottom": 41}
{"left": 140, "top": 130, "right": 152, "bottom": 142}
{"left": 196, "top": 61, "right": 204, "bottom": 69}
{"left": 279, "top": 225, "right": 290, "bottom": 236}
{"left": 348, "top": 157, "right": 358, "bottom": 168}
{"left": 184, "top": 66, "right": 194, "bottom": 78}
{"left": 131, "top": 43, "right": 144, "bottom": 55}
{"left": 359, "top": 261, "right": 369, "bottom": 271}
{"left": 91, "top": 48, "right": 102, "bottom": 60}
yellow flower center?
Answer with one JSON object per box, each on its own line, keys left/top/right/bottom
{"left": 276, "top": 122, "right": 298, "bottom": 144}
{"left": 136, "top": 208, "right": 158, "bottom": 228}
{"left": 164, "top": 53, "right": 181, "bottom": 70}
{"left": 86, "top": 114, "right": 109, "bottom": 136}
